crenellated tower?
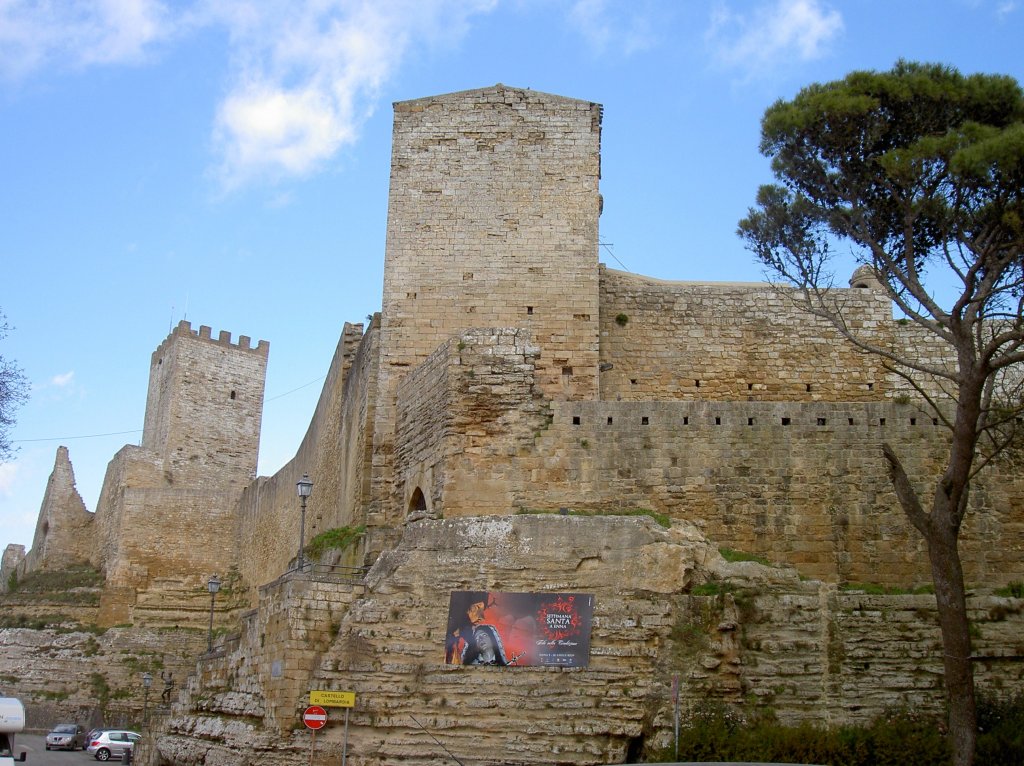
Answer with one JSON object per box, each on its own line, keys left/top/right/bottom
{"left": 142, "top": 320, "right": 269, "bottom": 486}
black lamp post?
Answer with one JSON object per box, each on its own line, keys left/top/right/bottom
{"left": 296, "top": 473, "right": 313, "bottom": 570}
{"left": 207, "top": 575, "right": 221, "bottom": 653}
{"left": 142, "top": 672, "right": 152, "bottom": 724}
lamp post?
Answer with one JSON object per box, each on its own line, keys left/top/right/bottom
{"left": 207, "top": 574, "right": 221, "bottom": 653}
{"left": 296, "top": 473, "right": 313, "bottom": 571}
{"left": 142, "top": 672, "right": 152, "bottom": 725}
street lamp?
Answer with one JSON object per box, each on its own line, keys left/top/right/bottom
{"left": 207, "top": 575, "right": 221, "bottom": 653}
{"left": 296, "top": 473, "right": 313, "bottom": 571}
{"left": 142, "top": 672, "right": 152, "bottom": 724}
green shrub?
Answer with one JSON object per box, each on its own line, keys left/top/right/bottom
{"left": 719, "top": 547, "right": 772, "bottom": 566}
{"left": 995, "top": 581, "right": 1024, "bottom": 598}
{"left": 305, "top": 525, "right": 366, "bottom": 560}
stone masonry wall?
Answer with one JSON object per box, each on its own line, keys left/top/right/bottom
{"left": 235, "top": 321, "right": 377, "bottom": 600}
{"left": 373, "top": 84, "right": 602, "bottom": 525}
{"left": 513, "top": 401, "right": 1024, "bottom": 587}
{"left": 598, "top": 267, "right": 894, "bottom": 402}
{"left": 394, "top": 327, "right": 548, "bottom": 521}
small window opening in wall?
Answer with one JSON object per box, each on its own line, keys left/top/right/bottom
{"left": 526, "top": 306, "right": 534, "bottom": 315}
{"left": 695, "top": 379, "right": 701, "bottom": 387}
{"left": 806, "top": 384, "right": 812, "bottom": 392}
{"left": 409, "top": 487, "right": 427, "bottom": 514}
{"left": 572, "top": 416, "right": 581, "bottom": 426}
{"left": 230, "top": 390, "right": 236, "bottom": 400}
{"left": 607, "top": 416, "right": 613, "bottom": 425}
{"left": 933, "top": 418, "right": 939, "bottom": 426}
{"left": 715, "top": 417, "right": 721, "bottom": 425}
{"left": 782, "top": 417, "right": 791, "bottom": 426}
{"left": 562, "top": 366, "right": 573, "bottom": 378}
{"left": 910, "top": 418, "right": 917, "bottom": 425}
{"left": 867, "top": 382, "right": 874, "bottom": 390}
{"left": 630, "top": 378, "right": 637, "bottom": 385}
{"left": 748, "top": 383, "right": 754, "bottom": 391}
{"left": 849, "top": 418, "right": 855, "bottom": 425}
{"left": 879, "top": 418, "right": 887, "bottom": 426}
{"left": 817, "top": 417, "right": 826, "bottom": 426}
{"left": 641, "top": 416, "right": 649, "bottom": 425}
{"left": 407, "top": 291, "right": 417, "bottom": 299}
{"left": 748, "top": 417, "right": 754, "bottom": 426}
{"left": 683, "top": 417, "right": 689, "bottom": 426}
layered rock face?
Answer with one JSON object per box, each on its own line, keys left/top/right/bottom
{"left": 151, "top": 515, "right": 1024, "bottom": 766}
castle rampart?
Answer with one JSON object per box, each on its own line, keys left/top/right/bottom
{"left": 598, "top": 266, "right": 895, "bottom": 401}
{"left": 235, "top": 320, "right": 378, "bottom": 594}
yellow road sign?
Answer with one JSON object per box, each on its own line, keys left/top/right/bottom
{"left": 310, "top": 690, "right": 355, "bottom": 708}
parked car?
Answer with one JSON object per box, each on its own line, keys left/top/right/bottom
{"left": 45, "top": 722, "right": 85, "bottom": 750}
{"left": 86, "top": 730, "right": 141, "bottom": 761}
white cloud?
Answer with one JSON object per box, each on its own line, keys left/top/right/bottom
{"left": 707, "top": 0, "right": 843, "bottom": 75}
{"left": 996, "top": 1, "right": 1017, "bottom": 19}
{"left": 568, "top": 0, "right": 657, "bottom": 56}
{"left": 208, "top": 0, "right": 496, "bottom": 189}
{"left": 0, "top": 0, "right": 498, "bottom": 188}
{"left": 0, "top": 0, "right": 173, "bottom": 80}
{"left": 50, "top": 371, "right": 74, "bottom": 387}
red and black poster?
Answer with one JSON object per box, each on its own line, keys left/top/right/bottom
{"left": 444, "top": 591, "right": 594, "bottom": 668}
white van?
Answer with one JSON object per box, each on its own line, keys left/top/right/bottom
{"left": 0, "top": 698, "right": 27, "bottom": 764}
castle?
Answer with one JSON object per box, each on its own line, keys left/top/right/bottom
{"left": 3, "top": 85, "right": 1023, "bottom": 765}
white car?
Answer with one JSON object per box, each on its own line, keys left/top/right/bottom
{"left": 86, "top": 730, "right": 141, "bottom": 761}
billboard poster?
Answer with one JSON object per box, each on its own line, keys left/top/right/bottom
{"left": 444, "top": 591, "right": 594, "bottom": 668}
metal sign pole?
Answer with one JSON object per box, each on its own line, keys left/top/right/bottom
{"left": 309, "top": 728, "right": 315, "bottom": 766}
{"left": 672, "top": 673, "right": 680, "bottom": 761}
{"left": 342, "top": 707, "right": 350, "bottom": 766}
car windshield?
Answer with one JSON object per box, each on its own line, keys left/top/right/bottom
{"left": 54, "top": 725, "right": 76, "bottom": 733}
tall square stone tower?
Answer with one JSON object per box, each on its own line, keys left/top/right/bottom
{"left": 142, "top": 321, "right": 269, "bottom": 487}
{"left": 372, "top": 84, "right": 603, "bottom": 519}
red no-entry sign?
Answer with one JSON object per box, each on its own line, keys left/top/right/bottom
{"left": 303, "top": 705, "right": 327, "bottom": 730}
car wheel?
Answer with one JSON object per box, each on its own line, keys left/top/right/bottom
{"left": 45, "top": 745, "right": 51, "bottom": 751}
{"left": 96, "top": 748, "right": 111, "bottom": 761}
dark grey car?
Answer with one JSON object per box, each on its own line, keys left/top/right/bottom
{"left": 45, "top": 723, "right": 84, "bottom": 751}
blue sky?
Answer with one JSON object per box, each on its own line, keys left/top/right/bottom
{"left": 1, "top": 0, "right": 1021, "bottom": 551}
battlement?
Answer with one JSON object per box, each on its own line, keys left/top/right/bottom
{"left": 151, "top": 320, "right": 270, "bottom": 364}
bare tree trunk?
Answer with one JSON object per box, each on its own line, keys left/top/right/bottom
{"left": 927, "top": 517, "right": 976, "bottom": 766}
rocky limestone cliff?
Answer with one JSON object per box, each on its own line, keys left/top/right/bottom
{"left": 148, "top": 515, "right": 1024, "bottom": 766}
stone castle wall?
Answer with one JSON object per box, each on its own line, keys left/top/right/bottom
{"left": 520, "top": 400, "right": 1023, "bottom": 586}
{"left": 598, "top": 267, "right": 894, "bottom": 402}
{"left": 235, "top": 320, "right": 377, "bottom": 596}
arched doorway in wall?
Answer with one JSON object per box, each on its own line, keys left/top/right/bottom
{"left": 408, "top": 487, "right": 427, "bottom": 516}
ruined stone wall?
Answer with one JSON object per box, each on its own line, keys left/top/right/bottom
{"left": 598, "top": 267, "right": 894, "bottom": 402}
{"left": 0, "top": 545, "right": 25, "bottom": 593}
{"left": 394, "top": 328, "right": 548, "bottom": 520}
{"left": 515, "top": 400, "right": 1024, "bottom": 587}
{"left": 374, "top": 85, "right": 602, "bottom": 525}
{"left": 142, "top": 321, "right": 268, "bottom": 487}
{"left": 235, "top": 321, "right": 378, "bottom": 598}
{"left": 23, "top": 447, "right": 95, "bottom": 572}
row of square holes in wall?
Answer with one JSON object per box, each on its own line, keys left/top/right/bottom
{"left": 628, "top": 380, "right": 875, "bottom": 391}
{"left": 571, "top": 415, "right": 940, "bottom": 427}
